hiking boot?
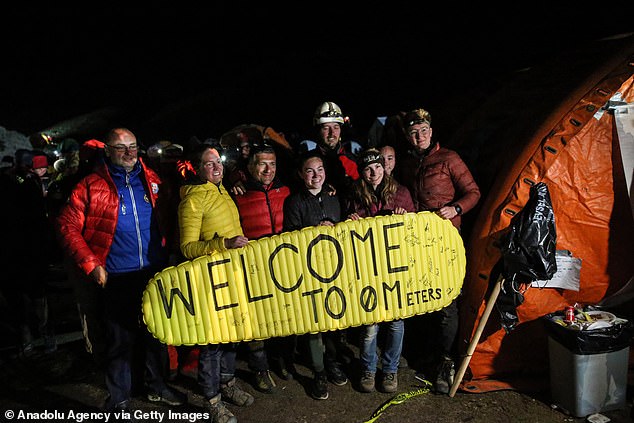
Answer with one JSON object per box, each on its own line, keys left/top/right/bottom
{"left": 275, "top": 357, "right": 295, "bottom": 380}
{"left": 105, "top": 399, "right": 138, "bottom": 423}
{"left": 279, "top": 363, "right": 295, "bottom": 380}
{"left": 326, "top": 364, "right": 348, "bottom": 386}
{"left": 254, "top": 370, "right": 276, "bottom": 393}
{"left": 147, "top": 387, "right": 187, "bottom": 406}
{"left": 381, "top": 372, "right": 398, "bottom": 393}
{"left": 311, "top": 371, "right": 329, "bottom": 400}
{"left": 435, "top": 357, "right": 455, "bottom": 394}
{"left": 220, "top": 377, "right": 254, "bottom": 407}
{"left": 359, "top": 371, "right": 375, "bottom": 393}
{"left": 206, "top": 394, "right": 237, "bottom": 423}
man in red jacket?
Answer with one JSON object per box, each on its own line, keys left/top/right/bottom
{"left": 57, "top": 128, "right": 185, "bottom": 416}
{"left": 232, "top": 144, "right": 294, "bottom": 393}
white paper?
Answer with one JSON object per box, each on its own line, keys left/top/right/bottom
{"left": 613, "top": 103, "right": 634, "bottom": 218}
{"left": 531, "top": 250, "right": 581, "bottom": 291}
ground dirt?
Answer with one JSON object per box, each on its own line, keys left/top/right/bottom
{"left": 0, "top": 267, "right": 631, "bottom": 423}
{"left": 1, "top": 337, "right": 632, "bottom": 423}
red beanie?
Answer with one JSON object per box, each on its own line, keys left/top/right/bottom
{"left": 32, "top": 155, "right": 48, "bottom": 169}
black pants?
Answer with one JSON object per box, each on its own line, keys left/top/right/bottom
{"left": 103, "top": 270, "right": 169, "bottom": 408}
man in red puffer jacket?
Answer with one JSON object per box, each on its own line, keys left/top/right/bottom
{"left": 232, "top": 144, "right": 294, "bottom": 393}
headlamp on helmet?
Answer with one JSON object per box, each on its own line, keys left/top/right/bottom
{"left": 313, "top": 101, "right": 345, "bottom": 126}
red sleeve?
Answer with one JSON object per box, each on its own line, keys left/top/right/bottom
{"left": 339, "top": 155, "right": 359, "bottom": 180}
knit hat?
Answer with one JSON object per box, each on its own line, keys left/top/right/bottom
{"left": 32, "top": 155, "right": 48, "bottom": 169}
{"left": 356, "top": 148, "right": 384, "bottom": 172}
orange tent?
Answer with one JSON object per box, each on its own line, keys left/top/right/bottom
{"left": 449, "top": 33, "right": 634, "bottom": 392}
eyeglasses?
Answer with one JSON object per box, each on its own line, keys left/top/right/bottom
{"left": 107, "top": 144, "right": 138, "bottom": 153}
{"left": 408, "top": 127, "right": 430, "bottom": 137}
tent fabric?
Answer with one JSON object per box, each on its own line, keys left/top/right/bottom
{"left": 452, "top": 34, "right": 634, "bottom": 393}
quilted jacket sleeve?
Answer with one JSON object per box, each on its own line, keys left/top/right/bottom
{"left": 448, "top": 151, "right": 480, "bottom": 214}
{"left": 56, "top": 179, "right": 103, "bottom": 276}
{"left": 178, "top": 191, "right": 226, "bottom": 260}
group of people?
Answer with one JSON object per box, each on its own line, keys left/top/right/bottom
{"left": 7, "top": 100, "right": 480, "bottom": 423}
{"left": 0, "top": 149, "right": 57, "bottom": 357}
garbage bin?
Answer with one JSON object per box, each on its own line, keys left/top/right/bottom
{"left": 544, "top": 309, "right": 633, "bottom": 418}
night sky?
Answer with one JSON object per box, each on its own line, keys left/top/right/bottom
{"left": 2, "top": 5, "right": 632, "bottom": 145}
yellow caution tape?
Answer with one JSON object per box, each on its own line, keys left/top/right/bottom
{"left": 363, "top": 380, "right": 433, "bottom": 423}
{"left": 143, "top": 212, "right": 466, "bottom": 345}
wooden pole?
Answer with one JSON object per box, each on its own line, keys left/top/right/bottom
{"left": 449, "top": 275, "right": 505, "bottom": 397}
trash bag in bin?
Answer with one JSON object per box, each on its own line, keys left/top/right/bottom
{"left": 544, "top": 311, "right": 633, "bottom": 355}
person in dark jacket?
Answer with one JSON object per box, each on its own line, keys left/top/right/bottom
{"left": 396, "top": 108, "right": 481, "bottom": 395}
{"left": 283, "top": 151, "right": 348, "bottom": 400}
{"left": 298, "top": 102, "right": 361, "bottom": 371}
{"left": 345, "top": 148, "right": 415, "bottom": 394}
{"left": 57, "top": 128, "right": 185, "bottom": 415}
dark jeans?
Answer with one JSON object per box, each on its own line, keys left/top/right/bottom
{"left": 245, "top": 340, "right": 269, "bottom": 372}
{"left": 307, "top": 330, "right": 343, "bottom": 373}
{"left": 103, "top": 270, "right": 169, "bottom": 408}
{"left": 218, "top": 340, "right": 270, "bottom": 378}
{"left": 437, "top": 299, "right": 459, "bottom": 358}
{"left": 199, "top": 343, "right": 237, "bottom": 400}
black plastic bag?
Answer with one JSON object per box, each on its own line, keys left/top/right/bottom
{"left": 500, "top": 182, "right": 557, "bottom": 281}
{"left": 544, "top": 312, "right": 633, "bottom": 354}
{"left": 496, "top": 182, "right": 557, "bottom": 332}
